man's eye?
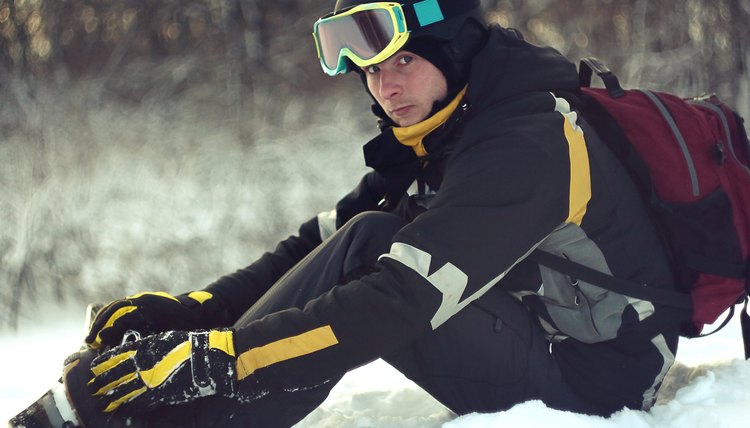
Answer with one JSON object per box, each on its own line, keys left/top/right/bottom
{"left": 364, "top": 65, "right": 379, "bottom": 74}
{"left": 398, "top": 55, "right": 413, "bottom": 65}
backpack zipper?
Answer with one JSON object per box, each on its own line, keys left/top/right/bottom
{"left": 638, "top": 89, "right": 701, "bottom": 197}
{"left": 689, "top": 99, "right": 750, "bottom": 176}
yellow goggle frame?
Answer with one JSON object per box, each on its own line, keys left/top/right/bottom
{"left": 312, "top": 2, "right": 410, "bottom": 76}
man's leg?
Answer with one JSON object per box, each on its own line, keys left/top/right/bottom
{"left": 65, "top": 210, "right": 609, "bottom": 426}
{"left": 200, "top": 211, "right": 410, "bottom": 427}
{"left": 233, "top": 211, "right": 407, "bottom": 326}
{"left": 64, "top": 211, "right": 406, "bottom": 427}
{"left": 383, "top": 285, "right": 607, "bottom": 416}
{"left": 220, "top": 211, "right": 605, "bottom": 419}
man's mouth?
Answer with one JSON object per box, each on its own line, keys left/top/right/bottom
{"left": 390, "top": 105, "right": 413, "bottom": 117}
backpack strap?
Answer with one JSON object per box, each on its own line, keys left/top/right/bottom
{"left": 527, "top": 249, "right": 693, "bottom": 309}
{"left": 741, "top": 297, "right": 750, "bottom": 360}
{"left": 528, "top": 250, "right": 750, "bottom": 358}
{"left": 578, "top": 57, "right": 626, "bottom": 99}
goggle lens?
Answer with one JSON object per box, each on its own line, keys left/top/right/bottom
{"left": 315, "top": 7, "right": 401, "bottom": 74}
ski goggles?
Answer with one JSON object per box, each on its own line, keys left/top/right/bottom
{"left": 313, "top": 0, "right": 479, "bottom": 75}
{"left": 313, "top": 2, "right": 411, "bottom": 76}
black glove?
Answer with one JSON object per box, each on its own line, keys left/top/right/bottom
{"left": 88, "top": 329, "right": 241, "bottom": 413}
{"left": 85, "top": 291, "right": 227, "bottom": 350}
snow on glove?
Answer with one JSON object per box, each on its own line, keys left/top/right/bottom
{"left": 85, "top": 291, "right": 227, "bottom": 350}
{"left": 88, "top": 329, "right": 239, "bottom": 413}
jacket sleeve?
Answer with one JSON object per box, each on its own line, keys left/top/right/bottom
{"left": 228, "top": 103, "right": 581, "bottom": 396}
{"left": 204, "top": 172, "right": 386, "bottom": 324}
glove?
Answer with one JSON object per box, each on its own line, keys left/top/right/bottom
{"left": 88, "top": 329, "right": 239, "bottom": 413}
{"left": 85, "top": 291, "right": 227, "bottom": 350}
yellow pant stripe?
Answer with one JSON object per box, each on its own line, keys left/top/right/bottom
{"left": 236, "top": 325, "right": 339, "bottom": 381}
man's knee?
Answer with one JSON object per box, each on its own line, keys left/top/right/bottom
{"left": 343, "top": 211, "right": 406, "bottom": 239}
{"left": 336, "top": 212, "right": 406, "bottom": 282}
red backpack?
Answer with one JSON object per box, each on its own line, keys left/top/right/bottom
{"left": 531, "top": 57, "right": 750, "bottom": 358}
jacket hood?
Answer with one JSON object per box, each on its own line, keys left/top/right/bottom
{"left": 362, "top": 24, "right": 580, "bottom": 182}
{"left": 466, "top": 25, "right": 579, "bottom": 111}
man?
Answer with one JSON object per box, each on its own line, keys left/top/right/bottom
{"left": 57, "top": 1, "right": 686, "bottom": 426}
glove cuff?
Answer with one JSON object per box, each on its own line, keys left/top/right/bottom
{"left": 189, "top": 330, "right": 238, "bottom": 396}
{"left": 177, "top": 291, "right": 232, "bottom": 329}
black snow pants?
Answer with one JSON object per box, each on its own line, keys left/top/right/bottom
{"left": 66, "top": 212, "right": 613, "bottom": 427}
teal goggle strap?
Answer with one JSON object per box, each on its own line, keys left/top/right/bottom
{"left": 405, "top": 0, "right": 464, "bottom": 28}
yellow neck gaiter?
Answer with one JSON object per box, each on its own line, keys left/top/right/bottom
{"left": 392, "top": 86, "right": 468, "bottom": 157}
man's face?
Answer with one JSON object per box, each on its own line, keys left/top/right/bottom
{"left": 362, "top": 50, "right": 448, "bottom": 127}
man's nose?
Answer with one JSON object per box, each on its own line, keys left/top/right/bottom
{"left": 378, "top": 70, "right": 402, "bottom": 100}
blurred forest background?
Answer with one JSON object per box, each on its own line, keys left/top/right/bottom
{"left": 1, "top": 0, "right": 749, "bottom": 328}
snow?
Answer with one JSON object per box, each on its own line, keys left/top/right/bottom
{"left": 1, "top": 302, "right": 748, "bottom": 427}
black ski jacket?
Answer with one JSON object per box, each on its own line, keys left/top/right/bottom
{"left": 205, "top": 25, "right": 683, "bottom": 411}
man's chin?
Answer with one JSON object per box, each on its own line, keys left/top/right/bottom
{"left": 392, "top": 115, "right": 423, "bottom": 128}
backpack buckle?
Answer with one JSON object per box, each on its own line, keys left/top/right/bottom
{"left": 579, "top": 57, "right": 625, "bottom": 99}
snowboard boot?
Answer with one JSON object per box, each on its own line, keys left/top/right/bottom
{"left": 8, "top": 349, "right": 145, "bottom": 428}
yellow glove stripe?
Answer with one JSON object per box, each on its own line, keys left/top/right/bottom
{"left": 208, "top": 330, "right": 235, "bottom": 356}
{"left": 89, "top": 306, "right": 138, "bottom": 350}
{"left": 236, "top": 325, "right": 338, "bottom": 381}
{"left": 187, "top": 291, "right": 213, "bottom": 304}
{"left": 103, "top": 306, "right": 138, "bottom": 330}
{"left": 90, "top": 372, "right": 138, "bottom": 396}
{"left": 138, "top": 340, "right": 191, "bottom": 388}
{"left": 90, "top": 350, "right": 136, "bottom": 376}
{"left": 102, "top": 386, "right": 147, "bottom": 413}
{"left": 128, "top": 291, "right": 180, "bottom": 302}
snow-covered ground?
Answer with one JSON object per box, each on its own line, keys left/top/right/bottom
{"left": 1, "top": 301, "right": 748, "bottom": 427}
